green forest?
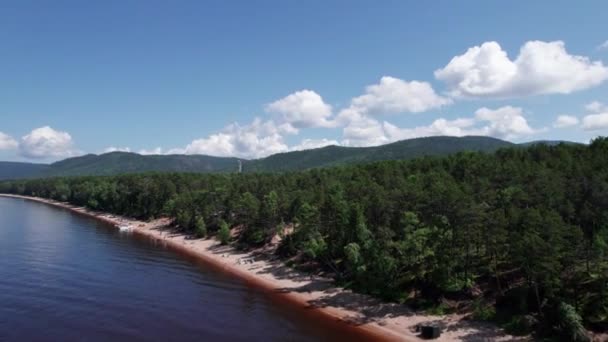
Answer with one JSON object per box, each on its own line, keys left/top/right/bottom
{"left": 2, "top": 139, "right": 607, "bottom": 340}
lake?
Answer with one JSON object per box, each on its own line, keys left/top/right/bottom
{"left": 0, "top": 197, "right": 369, "bottom": 341}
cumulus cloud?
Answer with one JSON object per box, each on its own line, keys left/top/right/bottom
{"left": 101, "top": 146, "right": 169, "bottom": 155}
{"left": 339, "top": 105, "right": 537, "bottom": 147}
{"left": 0, "top": 132, "right": 18, "bottom": 150}
{"left": 181, "top": 118, "right": 288, "bottom": 159}
{"left": 338, "top": 109, "right": 390, "bottom": 147}
{"left": 585, "top": 101, "right": 607, "bottom": 113}
{"left": 553, "top": 115, "right": 580, "bottom": 128}
{"left": 338, "top": 110, "right": 475, "bottom": 147}
{"left": 19, "top": 126, "right": 76, "bottom": 159}
{"left": 291, "top": 138, "right": 339, "bottom": 151}
{"left": 382, "top": 117, "right": 480, "bottom": 142}
{"left": 598, "top": 40, "right": 608, "bottom": 50}
{"left": 435, "top": 40, "right": 608, "bottom": 98}
{"left": 474, "top": 106, "right": 536, "bottom": 139}
{"left": 103, "top": 146, "right": 131, "bottom": 153}
{"left": 265, "top": 90, "right": 334, "bottom": 129}
{"left": 144, "top": 109, "right": 531, "bottom": 155}
{"left": 335, "top": 76, "right": 451, "bottom": 146}
{"left": 349, "top": 76, "right": 451, "bottom": 115}
{"left": 382, "top": 107, "right": 535, "bottom": 144}
{"left": 582, "top": 113, "right": 608, "bottom": 130}
{"left": 580, "top": 101, "right": 608, "bottom": 130}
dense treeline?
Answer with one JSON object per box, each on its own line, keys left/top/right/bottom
{"left": 2, "top": 139, "right": 607, "bottom": 339}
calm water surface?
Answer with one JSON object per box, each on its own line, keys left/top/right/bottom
{"left": 0, "top": 198, "right": 366, "bottom": 341}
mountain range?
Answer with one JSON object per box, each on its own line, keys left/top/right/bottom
{"left": 0, "top": 136, "right": 580, "bottom": 180}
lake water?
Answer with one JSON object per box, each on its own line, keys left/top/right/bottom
{"left": 0, "top": 197, "right": 369, "bottom": 341}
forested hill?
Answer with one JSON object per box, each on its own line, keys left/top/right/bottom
{"left": 2, "top": 138, "right": 607, "bottom": 340}
{"left": 0, "top": 136, "right": 516, "bottom": 180}
{"left": 48, "top": 152, "right": 240, "bottom": 177}
{"left": 0, "top": 152, "right": 241, "bottom": 180}
{"left": 246, "top": 135, "right": 514, "bottom": 172}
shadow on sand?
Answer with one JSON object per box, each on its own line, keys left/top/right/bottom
{"left": 148, "top": 222, "right": 527, "bottom": 341}
{"left": 256, "top": 255, "right": 528, "bottom": 341}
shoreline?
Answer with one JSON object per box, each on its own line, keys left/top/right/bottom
{"left": 0, "top": 194, "right": 524, "bottom": 341}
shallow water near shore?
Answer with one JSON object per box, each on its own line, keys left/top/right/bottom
{"left": 0, "top": 197, "right": 370, "bottom": 341}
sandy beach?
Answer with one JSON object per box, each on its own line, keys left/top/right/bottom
{"left": 0, "top": 194, "right": 527, "bottom": 341}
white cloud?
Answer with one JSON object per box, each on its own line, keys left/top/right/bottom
{"left": 580, "top": 101, "right": 608, "bottom": 130}
{"left": 0, "top": 132, "right": 18, "bottom": 150}
{"left": 338, "top": 108, "right": 390, "bottom": 147}
{"left": 274, "top": 78, "right": 449, "bottom": 147}
{"left": 103, "top": 146, "right": 131, "bottom": 153}
{"left": 474, "top": 106, "right": 536, "bottom": 139}
{"left": 381, "top": 107, "right": 536, "bottom": 143}
{"left": 349, "top": 76, "right": 451, "bottom": 115}
{"left": 335, "top": 76, "right": 451, "bottom": 147}
{"left": 138, "top": 147, "right": 162, "bottom": 155}
{"left": 19, "top": 126, "right": 76, "bottom": 159}
{"left": 585, "top": 101, "right": 607, "bottom": 113}
{"left": 102, "top": 146, "right": 170, "bottom": 155}
{"left": 435, "top": 40, "right": 608, "bottom": 98}
{"left": 185, "top": 134, "right": 237, "bottom": 157}
{"left": 265, "top": 90, "right": 334, "bottom": 129}
{"left": 339, "top": 105, "right": 537, "bottom": 147}
{"left": 553, "top": 115, "right": 580, "bottom": 128}
{"left": 276, "top": 122, "right": 299, "bottom": 135}
{"left": 291, "top": 138, "right": 339, "bottom": 151}
{"left": 582, "top": 112, "right": 608, "bottom": 130}
{"left": 598, "top": 40, "right": 608, "bottom": 50}
{"left": 382, "top": 117, "right": 481, "bottom": 142}
{"left": 182, "top": 118, "right": 288, "bottom": 159}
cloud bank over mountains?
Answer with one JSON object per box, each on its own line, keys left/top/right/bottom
{"left": 6, "top": 40, "right": 608, "bottom": 160}
{"left": 162, "top": 40, "right": 607, "bottom": 158}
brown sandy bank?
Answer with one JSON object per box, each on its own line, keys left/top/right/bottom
{"left": 0, "top": 194, "right": 527, "bottom": 342}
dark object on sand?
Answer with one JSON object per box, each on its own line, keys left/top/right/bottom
{"left": 418, "top": 324, "right": 441, "bottom": 339}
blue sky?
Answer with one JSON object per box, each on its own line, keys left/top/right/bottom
{"left": 1, "top": 0, "right": 607, "bottom": 162}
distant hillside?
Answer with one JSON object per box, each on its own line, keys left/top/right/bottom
{"left": 245, "top": 136, "right": 514, "bottom": 172}
{"left": 0, "top": 136, "right": 578, "bottom": 180}
{"left": 44, "top": 152, "right": 240, "bottom": 177}
{"left": 519, "top": 140, "right": 585, "bottom": 147}
{"left": 0, "top": 162, "right": 49, "bottom": 180}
